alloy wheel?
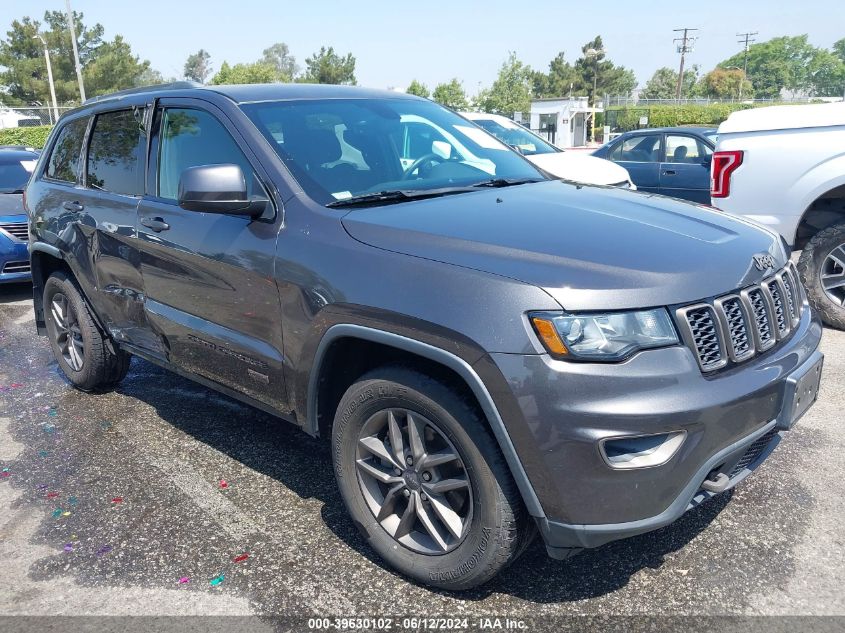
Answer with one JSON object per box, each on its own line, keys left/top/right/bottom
{"left": 821, "top": 243, "right": 845, "bottom": 307}
{"left": 355, "top": 408, "right": 473, "bottom": 555}
{"left": 50, "top": 293, "right": 84, "bottom": 371}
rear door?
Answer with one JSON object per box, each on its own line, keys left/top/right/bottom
{"left": 605, "top": 133, "right": 662, "bottom": 193}
{"left": 135, "top": 98, "right": 288, "bottom": 413}
{"left": 659, "top": 133, "right": 713, "bottom": 203}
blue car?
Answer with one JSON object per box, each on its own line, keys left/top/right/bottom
{"left": 593, "top": 127, "right": 717, "bottom": 204}
{"left": 0, "top": 146, "right": 38, "bottom": 283}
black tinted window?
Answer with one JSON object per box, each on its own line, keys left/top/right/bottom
{"left": 87, "top": 109, "right": 147, "bottom": 195}
{"left": 46, "top": 118, "right": 88, "bottom": 183}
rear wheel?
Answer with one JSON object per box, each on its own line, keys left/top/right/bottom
{"left": 332, "top": 366, "right": 532, "bottom": 590}
{"left": 43, "top": 272, "right": 131, "bottom": 391}
{"left": 798, "top": 221, "right": 845, "bottom": 329}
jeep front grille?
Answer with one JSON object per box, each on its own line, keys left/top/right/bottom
{"left": 676, "top": 263, "right": 804, "bottom": 373}
{"left": 0, "top": 222, "right": 28, "bottom": 242}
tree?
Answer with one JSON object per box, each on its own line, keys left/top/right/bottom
{"left": 696, "top": 68, "right": 753, "bottom": 99}
{"left": 210, "top": 61, "right": 283, "bottom": 85}
{"left": 806, "top": 49, "right": 845, "bottom": 96}
{"left": 566, "top": 36, "right": 637, "bottom": 103}
{"left": 84, "top": 35, "right": 151, "bottom": 97}
{"left": 477, "top": 52, "right": 532, "bottom": 115}
{"left": 834, "top": 38, "right": 845, "bottom": 64}
{"left": 718, "top": 35, "right": 824, "bottom": 98}
{"left": 406, "top": 79, "right": 429, "bottom": 98}
{"left": 532, "top": 52, "right": 579, "bottom": 98}
{"left": 184, "top": 49, "right": 211, "bottom": 83}
{"left": 432, "top": 78, "right": 468, "bottom": 110}
{"left": 641, "top": 66, "right": 699, "bottom": 99}
{"left": 261, "top": 42, "right": 298, "bottom": 80}
{"left": 0, "top": 10, "right": 104, "bottom": 104}
{"left": 303, "top": 46, "right": 356, "bottom": 85}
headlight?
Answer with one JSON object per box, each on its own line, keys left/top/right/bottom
{"left": 529, "top": 308, "right": 679, "bottom": 361}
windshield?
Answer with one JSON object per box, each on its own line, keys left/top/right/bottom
{"left": 242, "top": 98, "right": 545, "bottom": 205}
{"left": 0, "top": 156, "right": 36, "bottom": 193}
{"left": 471, "top": 118, "right": 558, "bottom": 156}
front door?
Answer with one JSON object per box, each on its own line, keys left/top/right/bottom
{"left": 659, "top": 134, "right": 713, "bottom": 203}
{"left": 607, "top": 133, "right": 662, "bottom": 193}
{"left": 135, "top": 100, "right": 288, "bottom": 413}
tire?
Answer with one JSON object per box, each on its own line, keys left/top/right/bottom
{"left": 798, "top": 221, "right": 845, "bottom": 330}
{"left": 332, "top": 366, "right": 531, "bottom": 590}
{"left": 43, "top": 271, "right": 131, "bottom": 391}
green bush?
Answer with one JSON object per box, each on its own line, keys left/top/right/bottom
{"left": 0, "top": 125, "right": 53, "bottom": 149}
{"left": 606, "top": 103, "right": 758, "bottom": 130}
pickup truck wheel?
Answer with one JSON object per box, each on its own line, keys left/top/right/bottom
{"left": 798, "top": 221, "right": 845, "bottom": 329}
{"left": 332, "top": 366, "right": 530, "bottom": 590}
{"left": 43, "top": 272, "right": 131, "bottom": 391}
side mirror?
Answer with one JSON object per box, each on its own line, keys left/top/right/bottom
{"left": 178, "top": 164, "right": 268, "bottom": 217}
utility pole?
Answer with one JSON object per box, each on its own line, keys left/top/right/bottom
{"left": 736, "top": 31, "right": 757, "bottom": 100}
{"left": 33, "top": 33, "right": 59, "bottom": 124}
{"left": 65, "top": 0, "right": 86, "bottom": 102}
{"left": 673, "top": 28, "right": 698, "bottom": 101}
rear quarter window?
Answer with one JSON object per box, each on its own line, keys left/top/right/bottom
{"left": 45, "top": 117, "right": 88, "bottom": 184}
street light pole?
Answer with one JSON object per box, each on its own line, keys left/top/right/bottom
{"left": 64, "top": 0, "right": 86, "bottom": 102}
{"left": 33, "top": 33, "right": 59, "bottom": 124}
{"left": 585, "top": 47, "right": 603, "bottom": 144}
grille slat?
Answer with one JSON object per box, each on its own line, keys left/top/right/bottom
{"left": 1, "top": 260, "right": 30, "bottom": 274}
{"left": 685, "top": 306, "right": 725, "bottom": 370}
{"left": 0, "top": 222, "right": 28, "bottom": 242}
{"left": 679, "top": 265, "right": 802, "bottom": 373}
{"left": 728, "top": 429, "right": 778, "bottom": 478}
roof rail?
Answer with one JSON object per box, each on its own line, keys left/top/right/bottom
{"left": 84, "top": 81, "right": 201, "bottom": 105}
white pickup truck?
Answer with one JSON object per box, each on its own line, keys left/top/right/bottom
{"left": 712, "top": 102, "right": 845, "bottom": 328}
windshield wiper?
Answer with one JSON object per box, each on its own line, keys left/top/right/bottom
{"left": 469, "top": 177, "right": 544, "bottom": 188}
{"left": 325, "top": 187, "right": 476, "bottom": 208}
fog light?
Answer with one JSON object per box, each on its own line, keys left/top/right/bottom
{"left": 600, "top": 431, "right": 686, "bottom": 469}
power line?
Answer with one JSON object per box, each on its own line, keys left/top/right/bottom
{"left": 673, "top": 28, "right": 698, "bottom": 100}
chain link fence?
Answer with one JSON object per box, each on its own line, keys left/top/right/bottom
{"left": 0, "top": 106, "right": 74, "bottom": 128}
{"left": 605, "top": 95, "right": 843, "bottom": 107}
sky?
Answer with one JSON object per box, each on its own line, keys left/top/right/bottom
{"left": 2, "top": 0, "right": 842, "bottom": 95}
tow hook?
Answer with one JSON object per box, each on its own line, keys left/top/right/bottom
{"left": 701, "top": 472, "right": 731, "bottom": 493}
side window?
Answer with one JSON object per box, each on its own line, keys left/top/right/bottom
{"left": 86, "top": 109, "right": 147, "bottom": 195}
{"left": 665, "top": 135, "right": 701, "bottom": 163}
{"left": 45, "top": 118, "right": 88, "bottom": 183}
{"left": 157, "top": 108, "right": 254, "bottom": 201}
{"left": 611, "top": 135, "right": 661, "bottom": 162}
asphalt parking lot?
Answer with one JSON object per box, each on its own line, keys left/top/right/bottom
{"left": 1, "top": 281, "right": 844, "bottom": 626}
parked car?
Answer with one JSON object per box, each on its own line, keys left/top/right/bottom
{"left": 0, "top": 146, "right": 38, "bottom": 283}
{"left": 0, "top": 107, "right": 41, "bottom": 129}
{"left": 461, "top": 112, "right": 634, "bottom": 188}
{"left": 25, "top": 83, "right": 823, "bottom": 590}
{"left": 712, "top": 103, "right": 845, "bottom": 329}
{"left": 593, "top": 127, "right": 717, "bottom": 203}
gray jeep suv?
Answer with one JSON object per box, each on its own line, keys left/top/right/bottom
{"left": 25, "top": 83, "right": 824, "bottom": 590}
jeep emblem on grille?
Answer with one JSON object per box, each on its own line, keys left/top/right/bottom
{"left": 753, "top": 253, "right": 776, "bottom": 271}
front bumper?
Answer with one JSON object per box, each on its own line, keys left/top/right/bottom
{"left": 487, "top": 303, "right": 823, "bottom": 554}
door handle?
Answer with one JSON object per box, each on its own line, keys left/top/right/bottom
{"left": 662, "top": 169, "right": 676, "bottom": 176}
{"left": 62, "top": 201, "right": 84, "bottom": 212}
{"left": 140, "top": 217, "right": 170, "bottom": 232}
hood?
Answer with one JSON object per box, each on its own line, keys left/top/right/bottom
{"left": 526, "top": 152, "right": 632, "bottom": 186}
{"left": 719, "top": 102, "right": 845, "bottom": 135}
{"left": 0, "top": 193, "right": 25, "bottom": 216}
{"left": 341, "top": 180, "right": 787, "bottom": 311}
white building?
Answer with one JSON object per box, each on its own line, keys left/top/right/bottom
{"left": 519, "top": 97, "right": 602, "bottom": 148}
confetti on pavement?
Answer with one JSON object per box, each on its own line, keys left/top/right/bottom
{"left": 46, "top": 492, "right": 59, "bottom": 499}
{"left": 96, "top": 545, "right": 112, "bottom": 557}
{"left": 233, "top": 553, "right": 249, "bottom": 563}
{"left": 209, "top": 574, "right": 225, "bottom": 587}
{"left": 63, "top": 543, "right": 73, "bottom": 552}
{"left": 178, "top": 577, "right": 190, "bottom": 584}
{"left": 68, "top": 496, "right": 78, "bottom": 505}
{"left": 219, "top": 480, "right": 228, "bottom": 489}
{"left": 111, "top": 497, "right": 123, "bottom": 504}
{"left": 38, "top": 450, "right": 49, "bottom": 458}
{"left": 51, "top": 508, "right": 62, "bottom": 518}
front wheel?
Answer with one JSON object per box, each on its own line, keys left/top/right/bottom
{"left": 43, "top": 272, "right": 131, "bottom": 391}
{"left": 332, "top": 366, "right": 532, "bottom": 590}
{"left": 798, "top": 221, "right": 845, "bottom": 329}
